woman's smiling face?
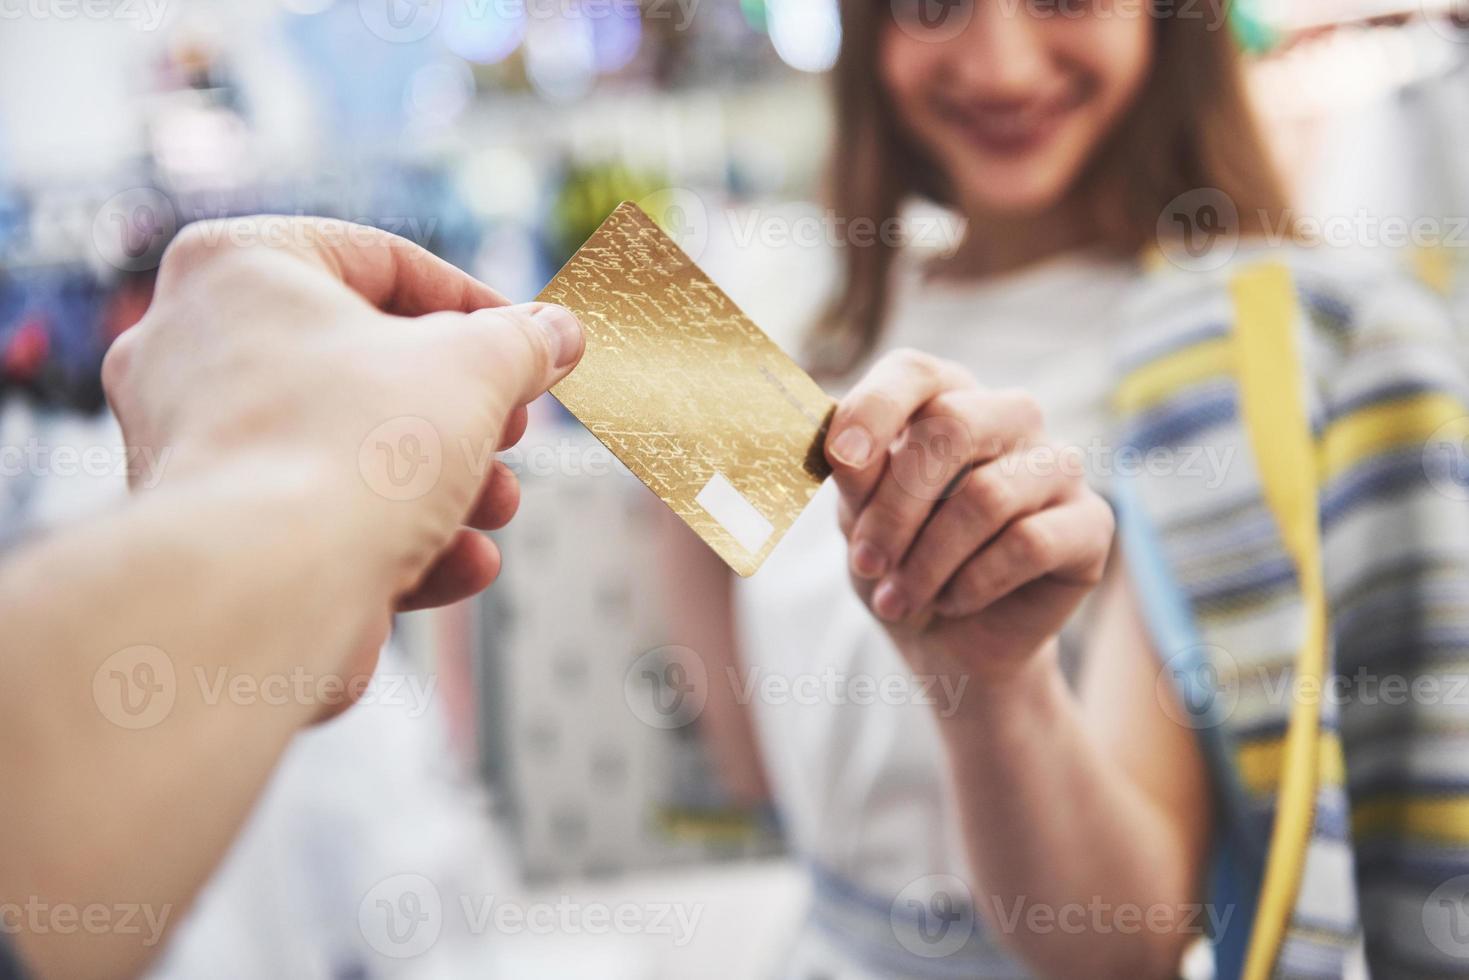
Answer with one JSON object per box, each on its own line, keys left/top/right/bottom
{"left": 880, "top": 0, "right": 1156, "bottom": 217}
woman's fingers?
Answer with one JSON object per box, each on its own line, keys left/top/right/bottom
{"left": 934, "top": 494, "right": 1114, "bottom": 619}
{"left": 846, "top": 387, "right": 1045, "bottom": 582}
{"left": 869, "top": 449, "right": 1077, "bottom": 621}
{"left": 824, "top": 348, "right": 973, "bottom": 506}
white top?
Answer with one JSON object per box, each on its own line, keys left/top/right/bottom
{"left": 733, "top": 249, "right": 1137, "bottom": 976}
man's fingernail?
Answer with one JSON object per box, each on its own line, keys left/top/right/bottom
{"left": 873, "top": 580, "right": 907, "bottom": 622}
{"left": 851, "top": 541, "right": 887, "bottom": 579}
{"left": 830, "top": 426, "right": 873, "bottom": 468}
{"left": 533, "top": 305, "right": 583, "bottom": 369}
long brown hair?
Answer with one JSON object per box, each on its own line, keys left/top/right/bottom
{"left": 810, "top": 0, "right": 1292, "bottom": 374}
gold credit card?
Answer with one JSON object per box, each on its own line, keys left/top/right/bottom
{"left": 537, "top": 201, "right": 834, "bottom": 576}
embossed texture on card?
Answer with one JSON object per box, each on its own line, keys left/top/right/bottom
{"left": 537, "top": 202, "right": 834, "bottom": 576}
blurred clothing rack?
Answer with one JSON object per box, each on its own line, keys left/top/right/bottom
{"left": 1271, "top": 0, "right": 1467, "bottom": 33}
{"left": 1251, "top": 7, "right": 1467, "bottom": 122}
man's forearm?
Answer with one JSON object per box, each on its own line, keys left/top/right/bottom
{"left": 0, "top": 454, "right": 393, "bottom": 980}
{"left": 938, "top": 649, "right": 1203, "bottom": 979}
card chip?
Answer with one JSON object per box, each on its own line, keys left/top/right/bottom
{"left": 695, "top": 472, "right": 775, "bottom": 556}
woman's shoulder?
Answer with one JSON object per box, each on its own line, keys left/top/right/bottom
{"left": 1115, "top": 243, "right": 1466, "bottom": 415}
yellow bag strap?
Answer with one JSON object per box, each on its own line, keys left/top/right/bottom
{"left": 1230, "top": 263, "right": 1329, "bottom": 980}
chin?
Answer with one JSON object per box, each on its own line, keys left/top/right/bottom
{"left": 960, "top": 174, "right": 1072, "bottom": 219}
{"left": 937, "top": 127, "right": 1093, "bottom": 219}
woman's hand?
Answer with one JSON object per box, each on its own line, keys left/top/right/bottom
{"left": 824, "top": 348, "right": 1114, "bottom": 680}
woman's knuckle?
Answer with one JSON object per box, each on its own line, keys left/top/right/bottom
{"left": 929, "top": 388, "right": 973, "bottom": 421}
{"left": 1000, "top": 387, "right": 1045, "bottom": 431}
{"left": 957, "top": 560, "right": 995, "bottom": 601}
{"left": 866, "top": 387, "right": 907, "bottom": 425}
{"left": 1013, "top": 520, "right": 1054, "bottom": 566}
{"left": 865, "top": 491, "right": 910, "bottom": 533}
{"left": 1054, "top": 444, "right": 1087, "bottom": 483}
{"left": 866, "top": 491, "right": 924, "bottom": 544}
{"left": 966, "top": 468, "right": 1012, "bottom": 518}
{"left": 829, "top": 398, "right": 862, "bottom": 433}
{"left": 1077, "top": 556, "right": 1108, "bottom": 587}
{"left": 889, "top": 346, "right": 930, "bottom": 373}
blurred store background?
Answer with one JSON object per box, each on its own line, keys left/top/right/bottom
{"left": 1, "top": 0, "right": 1467, "bottom": 977}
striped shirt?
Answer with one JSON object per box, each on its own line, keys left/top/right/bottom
{"left": 1115, "top": 247, "right": 1469, "bottom": 977}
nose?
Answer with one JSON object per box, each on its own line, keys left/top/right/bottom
{"left": 944, "top": 1, "right": 1052, "bottom": 100}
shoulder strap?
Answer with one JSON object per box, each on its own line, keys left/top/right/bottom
{"left": 1231, "top": 263, "right": 1330, "bottom": 980}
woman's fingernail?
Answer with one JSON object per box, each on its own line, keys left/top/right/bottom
{"left": 873, "top": 580, "right": 907, "bottom": 622}
{"left": 829, "top": 426, "right": 873, "bottom": 468}
{"left": 533, "top": 304, "right": 583, "bottom": 369}
{"left": 851, "top": 541, "right": 887, "bottom": 579}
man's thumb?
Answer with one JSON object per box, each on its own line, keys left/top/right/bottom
{"left": 469, "top": 302, "right": 585, "bottom": 404}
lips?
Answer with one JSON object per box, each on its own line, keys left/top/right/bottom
{"left": 934, "top": 89, "right": 1086, "bottom": 156}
